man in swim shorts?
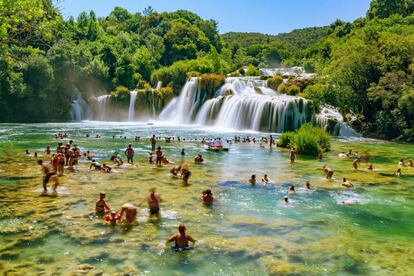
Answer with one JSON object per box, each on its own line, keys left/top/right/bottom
{"left": 140, "top": 188, "right": 163, "bottom": 218}
{"left": 323, "top": 165, "right": 334, "bottom": 180}
{"left": 125, "top": 144, "right": 135, "bottom": 164}
{"left": 167, "top": 224, "right": 196, "bottom": 251}
{"left": 38, "top": 160, "right": 59, "bottom": 192}
{"left": 155, "top": 146, "right": 163, "bottom": 167}
{"left": 150, "top": 135, "right": 157, "bottom": 152}
{"left": 249, "top": 174, "right": 256, "bottom": 186}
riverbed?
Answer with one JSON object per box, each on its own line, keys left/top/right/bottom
{"left": 1, "top": 122, "right": 413, "bottom": 275}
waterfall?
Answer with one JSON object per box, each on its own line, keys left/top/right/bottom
{"left": 159, "top": 76, "right": 355, "bottom": 134}
{"left": 159, "top": 78, "right": 199, "bottom": 123}
{"left": 96, "top": 95, "right": 110, "bottom": 120}
{"left": 71, "top": 91, "right": 91, "bottom": 121}
{"left": 316, "top": 107, "right": 360, "bottom": 137}
{"left": 156, "top": 81, "right": 162, "bottom": 90}
{"left": 128, "top": 90, "right": 138, "bottom": 121}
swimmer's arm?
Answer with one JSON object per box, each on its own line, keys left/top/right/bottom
{"left": 104, "top": 201, "right": 111, "bottom": 211}
{"left": 167, "top": 235, "right": 177, "bottom": 243}
{"left": 187, "top": 235, "right": 196, "bottom": 243}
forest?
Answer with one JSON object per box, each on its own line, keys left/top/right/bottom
{"left": 0, "top": 0, "right": 413, "bottom": 140}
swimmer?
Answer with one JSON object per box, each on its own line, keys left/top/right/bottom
{"left": 396, "top": 168, "right": 402, "bottom": 177}
{"left": 342, "top": 199, "right": 359, "bottom": 205}
{"left": 261, "top": 174, "right": 271, "bottom": 184}
{"left": 201, "top": 189, "right": 214, "bottom": 205}
{"left": 86, "top": 150, "right": 93, "bottom": 161}
{"left": 102, "top": 163, "right": 112, "bottom": 173}
{"left": 110, "top": 152, "right": 123, "bottom": 166}
{"left": 181, "top": 166, "right": 191, "bottom": 185}
{"left": 289, "top": 185, "right": 296, "bottom": 194}
{"left": 181, "top": 148, "right": 185, "bottom": 156}
{"left": 44, "top": 146, "right": 51, "bottom": 155}
{"left": 95, "top": 192, "right": 111, "bottom": 215}
{"left": 352, "top": 159, "right": 360, "bottom": 169}
{"left": 148, "top": 153, "right": 155, "bottom": 164}
{"left": 162, "top": 156, "right": 172, "bottom": 165}
{"left": 194, "top": 154, "right": 204, "bottom": 164}
{"left": 284, "top": 196, "right": 289, "bottom": 204}
{"left": 167, "top": 224, "right": 196, "bottom": 251}
{"left": 139, "top": 188, "right": 163, "bottom": 218}
{"left": 367, "top": 164, "right": 373, "bottom": 170}
{"left": 34, "top": 152, "right": 38, "bottom": 158}
{"left": 25, "top": 149, "right": 31, "bottom": 155}
{"left": 306, "top": 181, "right": 311, "bottom": 190}
{"left": 338, "top": 152, "right": 347, "bottom": 158}
{"left": 317, "top": 149, "right": 323, "bottom": 161}
{"left": 155, "top": 147, "right": 163, "bottom": 167}
{"left": 323, "top": 165, "right": 334, "bottom": 180}
{"left": 125, "top": 144, "right": 135, "bottom": 164}
{"left": 399, "top": 159, "right": 404, "bottom": 167}
{"left": 104, "top": 211, "right": 118, "bottom": 226}
{"left": 409, "top": 159, "right": 413, "bottom": 167}
{"left": 289, "top": 147, "right": 296, "bottom": 163}
{"left": 249, "top": 174, "right": 256, "bottom": 186}
{"left": 38, "top": 160, "right": 59, "bottom": 192}
{"left": 90, "top": 159, "right": 102, "bottom": 171}
{"left": 118, "top": 203, "right": 137, "bottom": 224}
{"left": 150, "top": 135, "right": 157, "bottom": 151}
{"left": 170, "top": 165, "right": 182, "bottom": 177}
{"left": 342, "top": 178, "right": 354, "bottom": 188}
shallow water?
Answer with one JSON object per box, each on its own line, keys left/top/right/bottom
{"left": 1, "top": 122, "right": 414, "bottom": 275}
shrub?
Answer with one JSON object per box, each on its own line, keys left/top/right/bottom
{"left": 277, "top": 123, "right": 331, "bottom": 155}
{"left": 245, "top": 64, "right": 260, "bottom": 76}
{"left": 267, "top": 76, "right": 283, "bottom": 91}
{"left": 286, "top": 84, "right": 301, "bottom": 96}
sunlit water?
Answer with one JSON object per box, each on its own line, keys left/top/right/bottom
{"left": 1, "top": 121, "right": 414, "bottom": 275}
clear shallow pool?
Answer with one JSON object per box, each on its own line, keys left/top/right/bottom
{"left": 1, "top": 121, "right": 414, "bottom": 275}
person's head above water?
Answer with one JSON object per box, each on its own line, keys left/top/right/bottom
{"left": 251, "top": 174, "right": 256, "bottom": 179}
{"left": 289, "top": 185, "right": 295, "bottom": 191}
{"left": 306, "top": 181, "right": 310, "bottom": 188}
{"left": 205, "top": 189, "right": 212, "bottom": 195}
{"left": 178, "top": 224, "right": 186, "bottom": 234}
{"left": 99, "top": 192, "right": 106, "bottom": 199}
{"left": 284, "top": 196, "right": 288, "bottom": 203}
{"left": 128, "top": 144, "right": 132, "bottom": 148}
{"left": 157, "top": 146, "right": 161, "bottom": 150}
{"left": 37, "top": 160, "right": 43, "bottom": 165}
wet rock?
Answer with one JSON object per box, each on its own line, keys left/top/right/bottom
{"left": 72, "top": 264, "right": 103, "bottom": 276}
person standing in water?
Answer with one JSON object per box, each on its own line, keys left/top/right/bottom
{"left": 269, "top": 135, "right": 274, "bottom": 148}
{"left": 125, "top": 144, "right": 135, "bottom": 164}
{"left": 306, "top": 181, "right": 311, "bottom": 190}
{"left": 155, "top": 146, "right": 163, "bottom": 167}
{"left": 181, "top": 148, "right": 185, "bottom": 157}
{"left": 167, "top": 224, "right": 196, "bottom": 251}
{"left": 261, "top": 174, "right": 271, "bottom": 184}
{"left": 139, "top": 188, "right": 163, "bottom": 218}
{"left": 118, "top": 203, "right": 138, "bottom": 224}
{"left": 290, "top": 147, "right": 296, "bottom": 163}
{"left": 150, "top": 135, "right": 157, "bottom": 152}
{"left": 249, "top": 174, "right": 256, "bottom": 186}
{"left": 38, "top": 160, "right": 59, "bottom": 192}
{"left": 323, "top": 165, "right": 334, "bottom": 180}
{"left": 352, "top": 159, "right": 360, "bottom": 169}
{"left": 181, "top": 165, "right": 191, "bottom": 185}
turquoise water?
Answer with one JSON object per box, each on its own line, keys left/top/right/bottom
{"left": 0, "top": 121, "right": 414, "bottom": 275}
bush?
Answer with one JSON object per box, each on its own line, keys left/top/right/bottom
{"left": 245, "top": 64, "right": 260, "bottom": 76}
{"left": 267, "top": 75, "right": 283, "bottom": 91}
{"left": 286, "top": 84, "right": 301, "bottom": 96}
{"left": 277, "top": 123, "right": 331, "bottom": 156}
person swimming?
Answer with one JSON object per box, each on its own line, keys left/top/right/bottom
{"left": 261, "top": 174, "right": 271, "bottom": 184}
{"left": 289, "top": 185, "right": 296, "bottom": 194}
{"left": 102, "top": 163, "right": 112, "bottom": 173}
{"left": 367, "top": 164, "right": 373, "bottom": 170}
{"left": 181, "top": 148, "right": 185, "bottom": 156}
{"left": 396, "top": 168, "right": 402, "bottom": 177}
{"left": 249, "top": 174, "right": 256, "bottom": 186}
{"left": 323, "top": 165, "right": 334, "bottom": 180}
{"left": 167, "top": 224, "right": 196, "bottom": 251}
{"left": 194, "top": 154, "right": 204, "bottom": 164}
{"left": 139, "top": 188, "right": 163, "bottom": 218}
{"left": 201, "top": 189, "right": 214, "bottom": 205}
{"left": 95, "top": 192, "right": 111, "bottom": 215}
{"left": 125, "top": 145, "right": 135, "bottom": 164}
{"left": 317, "top": 149, "right": 323, "bottom": 161}
{"left": 170, "top": 165, "right": 182, "bottom": 177}
{"left": 409, "top": 159, "right": 413, "bottom": 167}
{"left": 284, "top": 196, "right": 289, "bottom": 204}
{"left": 306, "top": 181, "right": 311, "bottom": 190}
{"left": 104, "top": 211, "right": 118, "bottom": 226}
{"left": 342, "top": 178, "right": 354, "bottom": 188}
{"left": 90, "top": 159, "right": 102, "bottom": 171}
{"left": 399, "top": 159, "right": 404, "bottom": 167}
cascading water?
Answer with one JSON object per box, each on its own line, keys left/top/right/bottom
{"left": 71, "top": 91, "right": 91, "bottom": 121}
{"left": 316, "top": 107, "right": 360, "bottom": 137}
{"left": 156, "top": 81, "right": 162, "bottom": 90}
{"left": 128, "top": 90, "right": 138, "bottom": 121}
{"left": 96, "top": 95, "right": 110, "bottom": 120}
{"left": 159, "top": 76, "right": 355, "bottom": 135}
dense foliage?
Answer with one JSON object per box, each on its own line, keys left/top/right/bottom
{"left": 0, "top": 0, "right": 413, "bottom": 141}
{"left": 277, "top": 123, "right": 331, "bottom": 155}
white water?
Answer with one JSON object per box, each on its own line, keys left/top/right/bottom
{"left": 156, "top": 81, "right": 162, "bottom": 90}
{"left": 316, "top": 107, "right": 360, "bottom": 137}
{"left": 71, "top": 92, "right": 92, "bottom": 121}
{"left": 96, "top": 95, "right": 110, "bottom": 120}
{"left": 159, "top": 77, "right": 355, "bottom": 135}
{"left": 128, "top": 90, "right": 138, "bottom": 121}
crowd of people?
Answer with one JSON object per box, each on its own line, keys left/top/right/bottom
{"left": 33, "top": 132, "right": 413, "bottom": 250}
